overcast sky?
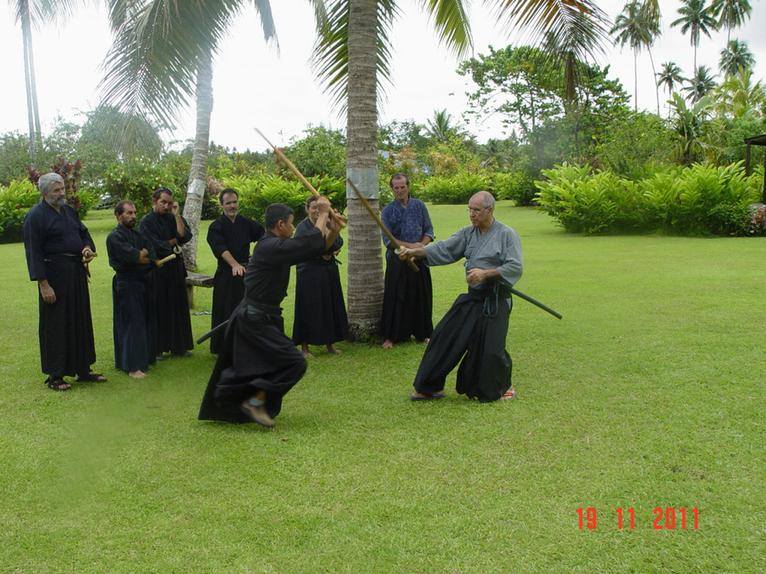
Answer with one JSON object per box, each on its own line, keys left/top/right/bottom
{"left": 1, "top": 0, "right": 765, "bottom": 152}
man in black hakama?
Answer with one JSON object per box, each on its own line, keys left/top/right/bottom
{"left": 206, "top": 188, "right": 264, "bottom": 354}
{"left": 199, "top": 198, "right": 342, "bottom": 427}
{"left": 139, "top": 187, "right": 194, "bottom": 358}
{"left": 397, "top": 192, "right": 523, "bottom": 403}
{"left": 106, "top": 200, "right": 157, "bottom": 379}
{"left": 22, "top": 172, "right": 105, "bottom": 391}
{"left": 380, "top": 174, "right": 434, "bottom": 349}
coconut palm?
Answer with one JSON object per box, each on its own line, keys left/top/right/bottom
{"left": 714, "top": 67, "right": 765, "bottom": 117}
{"left": 657, "top": 61, "right": 685, "bottom": 116}
{"left": 313, "top": 0, "right": 611, "bottom": 336}
{"left": 670, "top": 0, "right": 718, "bottom": 72}
{"left": 610, "top": 0, "right": 661, "bottom": 114}
{"left": 425, "top": 109, "right": 465, "bottom": 142}
{"left": 683, "top": 65, "right": 718, "bottom": 102}
{"left": 100, "top": 0, "right": 326, "bottom": 268}
{"left": 10, "top": 0, "right": 80, "bottom": 167}
{"left": 710, "top": 0, "right": 751, "bottom": 42}
{"left": 719, "top": 39, "right": 755, "bottom": 77}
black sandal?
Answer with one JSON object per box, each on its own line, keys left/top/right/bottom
{"left": 76, "top": 372, "right": 107, "bottom": 382}
{"left": 46, "top": 377, "right": 71, "bottom": 391}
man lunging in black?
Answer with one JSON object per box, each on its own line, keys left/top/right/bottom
{"left": 198, "top": 197, "right": 342, "bottom": 427}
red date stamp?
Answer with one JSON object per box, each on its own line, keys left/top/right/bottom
{"left": 576, "top": 507, "right": 699, "bottom": 530}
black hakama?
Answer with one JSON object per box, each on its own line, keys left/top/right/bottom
{"left": 38, "top": 255, "right": 97, "bottom": 377}
{"left": 112, "top": 274, "right": 156, "bottom": 372}
{"left": 291, "top": 218, "right": 348, "bottom": 346}
{"left": 139, "top": 210, "right": 194, "bottom": 356}
{"left": 380, "top": 255, "right": 433, "bottom": 343}
{"left": 207, "top": 215, "right": 264, "bottom": 354}
{"left": 413, "top": 289, "right": 513, "bottom": 403}
{"left": 198, "top": 302, "right": 307, "bottom": 422}
{"left": 199, "top": 226, "right": 327, "bottom": 423}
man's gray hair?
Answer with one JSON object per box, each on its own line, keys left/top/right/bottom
{"left": 38, "top": 173, "right": 65, "bottom": 196}
{"left": 478, "top": 191, "right": 495, "bottom": 209}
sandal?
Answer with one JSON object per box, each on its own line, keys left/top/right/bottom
{"left": 46, "top": 377, "right": 71, "bottom": 391}
{"left": 76, "top": 372, "right": 107, "bottom": 382}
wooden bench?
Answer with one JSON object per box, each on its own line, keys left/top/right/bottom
{"left": 186, "top": 272, "right": 214, "bottom": 308}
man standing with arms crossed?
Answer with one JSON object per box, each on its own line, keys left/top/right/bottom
{"left": 397, "top": 191, "right": 522, "bottom": 403}
{"left": 106, "top": 200, "right": 157, "bottom": 379}
{"left": 23, "top": 173, "right": 105, "bottom": 391}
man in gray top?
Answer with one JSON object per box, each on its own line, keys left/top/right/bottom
{"left": 397, "top": 191, "right": 523, "bottom": 402}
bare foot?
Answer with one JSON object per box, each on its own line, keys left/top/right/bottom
{"left": 326, "top": 345, "right": 342, "bottom": 355}
{"left": 301, "top": 344, "right": 314, "bottom": 359}
{"left": 382, "top": 339, "right": 394, "bottom": 349}
{"left": 423, "top": 338, "right": 430, "bottom": 345}
{"left": 129, "top": 370, "right": 148, "bottom": 379}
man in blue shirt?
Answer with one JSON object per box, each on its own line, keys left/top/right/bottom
{"left": 380, "top": 174, "right": 435, "bottom": 348}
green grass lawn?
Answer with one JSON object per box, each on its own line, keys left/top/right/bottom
{"left": 1, "top": 203, "right": 764, "bottom": 573}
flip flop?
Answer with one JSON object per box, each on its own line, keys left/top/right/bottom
{"left": 410, "top": 391, "right": 446, "bottom": 401}
{"left": 76, "top": 372, "right": 107, "bottom": 383}
{"left": 500, "top": 389, "right": 516, "bottom": 400}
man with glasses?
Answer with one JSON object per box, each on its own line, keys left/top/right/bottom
{"left": 139, "top": 187, "right": 194, "bottom": 359}
{"left": 396, "top": 191, "right": 523, "bottom": 403}
{"left": 380, "top": 174, "right": 435, "bottom": 349}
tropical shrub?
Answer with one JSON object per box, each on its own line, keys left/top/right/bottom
{"left": 537, "top": 162, "right": 762, "bottom": 236}
{"left": 492, "top": 170, "right": 538, "bottom": 206}
{"left": 101, "top": 157, "right": 178, "bottom": 216}
{"left": 223, "top": 173, "right": 346, "bottom": 224}
{"left": 0, "top": 179, "right": 40, "bottom": 243}
{"left": 420, "top": 171, "right": 492, "bottom": 204}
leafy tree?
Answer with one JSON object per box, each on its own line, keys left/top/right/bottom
{"left": 591, "top": 111, "right": 674, "bottom": 176}
{"left": 671, "top": 0, "right": 718, "bottom": 72}
{"left": 283, "top": 125, "right": 347, "bottom": 179}
{"left": 378, "top": 119, "right": 429, "bottom": 152}
{"left": 719, "top": 39, "right": 755, "bottom": 77}
{"left": 710, "top": 0, "right": 752, "bottom": 42}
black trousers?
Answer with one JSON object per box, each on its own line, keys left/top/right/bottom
{"left": 413, "top": 290, "right": 512, "bottom": 402}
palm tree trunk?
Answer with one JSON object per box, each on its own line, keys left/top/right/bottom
{"left": 20, "top": 0, "right": 41, "bottom": 168}
{"left": 633, "top": 49, "right": 638, "bottom": 112}
{"left": 181, "top": 48, "right": 213, "bottom": 270}
{"left": 648, "top": 49, "right": 660, "bottom": 116}
{"left": 345, "top": 0, "right": 383, "bottom": 340}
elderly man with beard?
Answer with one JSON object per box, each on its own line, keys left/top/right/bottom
{"left": 106, "top": 200, "right": 157, "bottom": 379}
{"left": 23, "top": 172, "right": 105, "bottom": 391}
{"left": 206, "top": 188, "right": 264, "bottom": 354}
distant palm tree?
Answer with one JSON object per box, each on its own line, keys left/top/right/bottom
{"left": 657, "top": 61, "right": 685, "bottom": 115}
{"left": 683, "top": 65, "right": 718, "bottom": 102}
{"left": 610, "top": 0, "right": 661, "bottom": 114}
{"left": 719, "top": 39, "right": 755, "bottom": 77}
{"left": 10, "top": 0, "right": 80, "bottom": 167}
{"left": 425, "top": 109, "right": 464, "bottom": 142}
{"left": 670, "top": 0, "right": 718, "bottom": 72}
{"left": 715, "top": 67, "right": 765, "bottom": 116}
{"left": 711, "top": 0, "right": 751, "bottom": 42}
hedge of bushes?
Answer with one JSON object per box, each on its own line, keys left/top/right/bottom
{"left": 536, "top": 162, "right": 765, "bottom": 236}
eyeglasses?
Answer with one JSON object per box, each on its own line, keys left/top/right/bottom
{"left": 466, "top": 207, "right": 486, "bottom": 214}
